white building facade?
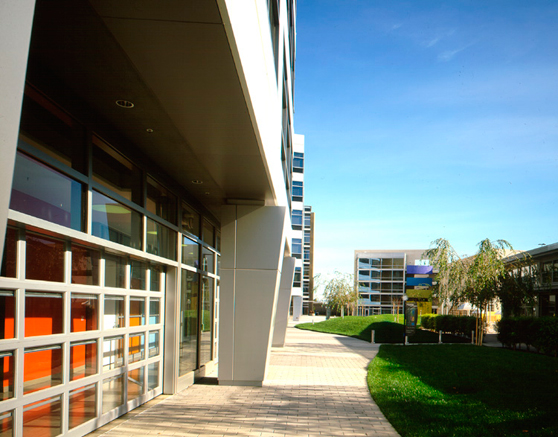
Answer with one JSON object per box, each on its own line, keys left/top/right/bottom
{"left": 0, "top": 0, "right": 300, "bottom": 435}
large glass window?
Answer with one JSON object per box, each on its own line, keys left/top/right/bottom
{"left": 146, "top": 218, "right": 177, "bottom": 260}
{"left": 69, "top": 384, "right": 96, "bottom": 429}
{"left": 72, "top": 245, "right": 100, "bottom": 285}
{"left": 0, "top": 227, "right": 16, "bottom": 278}
{"left": 200, "top": 277, "right": 213, "bottom": 365}
{"left": 103, "top": 337, "right": 124, "bottom": 371}
{"left": 149, "top": 299, "right": 160, "bottom": 324}
{"left": 292, "top": 238, "right": 302, "bottom": 257}
{"left": 24, "top": 345, "right": 63, "bottom": 394}
{"left": 201, "top": 246, "right": 215, "bottom": 273}
{"left": 150, "top": 265, "right": 161, "bottom": 292}
{"left": 0, "top": 411, "right": 13, "bottom": 436}
{"left": 182, "top": 237, "right": 199, "bottom": 269}
{"left": 0, "top": 352, "right": 14, "bottom": 401}
{"left": 23, "top": 395, "right": 61, "bottom": 437}
{"left": 92, "top": 136, "right": 142, "bottom": 205}
{"left": 130, "top": 260, "right": 146, "bottom": 290}
{"left": 179, "top": 270, "right": 198, "bottom": 375}
{"left": 11, "top": 151, "right": 84, "bottom": 232}
{"left": 26, "top": 233, "right": 65, "bottom": 282}
{"left": 71, "top": 293, "right": 98, "bottom": 332}
{"left": 182, "top": 203, "right": 200, "bottom": 237}
{"left": 102, "top": 375, "right": 124, "bottom": 414}
{"left": 70, "top": 341, "right": 98, "bottom": 380}
{"left": 105, "top": 254, "right": 126, "bottom": 288}
{"left": 147, "top": 362, "right": 159, "bottom": 391}
{"left": 92, "top": 191, "right": 142, "bottom": 250}
{"left": 129, "top": 333, "right": 145, "bottom": 363}
{"left": 127, "top": 367, "right": 144, "bottom": 402}
{"left": 104, "top": 296, "right": 124, "bottom": 329}
{"left": 147, "top": 176, "right": 177, "bottom": 225}
{"left": 129, "top": 298, "right": 145, "bottom": 327}
{"left": 148, "top": 331, "right": 160, "bottom": 358}
{"left": 0, "top": 291, "right": 15, "bottom": 340}
{"left": 292, "top": 209, "right": 303, "bottom": 227}
{"left": 202, "top": 220, "right": 214, "bottom": 247}
{"left": 25, "top": 292, "right": 63, "bottom": 337}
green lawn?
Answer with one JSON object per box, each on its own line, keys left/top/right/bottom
{"left": 296, "top": 315, "right": 470, "bottom": 344}
{"left": 369, "top": 345, "right": 558, "bottom": 436}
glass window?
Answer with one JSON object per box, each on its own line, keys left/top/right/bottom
{"left": 215, "top": 231, "right": 221, "bottom": 252}
{"left": 149, "top": 299, "right": 160, "bottom": 324}
{"left": 105, "top": 254, "right": 126, "bottom": 288}
{"left": 20, "top": 88, "right": 86, "bottom": 173}
{"left": 69, "top": 384, "right": 96, "bottom": 429}
{"left": 147, "top": 176, "right": 177, "bottom": 225}
{"left": 147, "top": 362, "right": 159, "bottom": 391}
{"left": 1, "top": 227, "right": 16, "bottom": 278}
{"left": 150, "top": 265, "right": 161, "bottom": 292}
{"left": 292, "top": 238, "right": 302, "bottom": 255}
{"left": 92, "top": 135, "right": 143, "bottom": 205}
{"left": 371, "top": 271, "right": 381, "bottom": 280}
{"left": 92, "top": 191, "right": 142, "bottom": 250}
{"left": 371, "top": 259, "right": 381, "bottom": 267}
{"left": 182, "top": 203, "right": 200, "bottom": 237}
{"left": 383, "top": 258, "right": 393, "bottom": 268}
{"left": 200, "top": 277, "right": 213, "bottom": 365}
{"left": 70, "top": 340, "right": 98, "bottom": 380}
{"left": 24, "top": 345, "right": 63, "bottom": 394}
{"left": 370, "top": 282, "right": 380, "bottom": 291}
{"left": 0, "top": 352, "right": 14, "bottom": 401}
{"left": 148, "top": 331, "right": 160, "bottom": 358}
{"left": 25, "top": 292, "right": 63, "bottom": 337}
{"left": 182, "top": 237, "right": 199, "bottom": 269}
{"left": 0, "top": 291, "right": 15, "bottom": 340}
{"left": 11, "top": 151, "right": 84, "bottom": 231}
{"left": 26, "top": 233, "right": 65, "bottom": 282}
{"left": 201, "top": 246, "right": 215, "bottom": 273}
{"left": 23, "top": 395, "right": 61, "bottom": 437}
{"left": 393, "top": 271, "right": 404, "bottom": 280}
{"left": 128, "top": 367, "right": 144, "bottom": 401}
{"left": 0, "top": 411, "right": 13, "bottom": 436}
{"left": 103, "top": 336, "right": 124, "bottom": 371}
{"left": 393, "top": 258, "right": 405, "bottom": 268}
{"left": 72, "top": 245, "right": 100, "bottom": 285}
{"left": 292, "top": 181, "right": 303, "bottom": 196}
{"left": 102, "top": 375, "right": 124, "bottom": 414}
{"left": 202, "top": 221, "right": 214, "bottom": 247}
{"left": 129, "top": 333, "right": 145, "bottom": 363}
{"left": 358, "top": 271, "right": 370, "bottom": 281}
{"left": 292, "top": 209, "right": 303, "bottom": 227}
{"left": 146, "top": 218, "right": 177, "bottom": 260}
{"left": 130, "top": 260, "right": 146, "bottom": 290}
{"left": 104, "top": 296, "right": 124, "bottom": 329}
{"left": 71, "top": 293, "right": 98, "bottom": 332}
{"left": 381, "top": 271, "right": 392, "bottom": 280}
{"left": 130, "top": 298, "right": 145, "bottom": 327}
{"left": 179, "top": 270, "right": 198, "bottom": 375}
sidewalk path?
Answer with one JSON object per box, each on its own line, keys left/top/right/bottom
{"left": 90, "top": 324, "right": 399, "bottom": 437}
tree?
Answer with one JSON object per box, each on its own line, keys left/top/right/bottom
{"left": 499, "top": 254, "right": 540, "bottom": 318}
{"left": 323, "top": 272, "right": 357, "bottom": 318}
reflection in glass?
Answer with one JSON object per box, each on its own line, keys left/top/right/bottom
{"left": 0, "top": 410, "right": 12, "bottom": 437}
{"left": 182, "top": 237, "right": 199, "bottom": 269}
{"left": 148, "top": 331, "right": 160, "bottom": 358}
{"left": 147, "top": 176, "right": 177, "bottom": 224}
{"left": 26, "top": 234, "right": 65, "bottom": 282}
{"left": 25, "top": 292, "right": 63, "bottom": 337}
{"left": 127, "top": 367, "right": 144, "bottom": 401}
{"left": 69, "top": 384, "right": 96, "bottom": 429}
{"left": 102, "top": 375, "right": 124, "bottom": 414}
{"left": 103, "top": 337, "right": 124, "bottom": 371}
{"left": 71, "top": 294, "right": 98, "bottom": 332}
{"left": 150, "top": 265, "right": 161, "bottom": 292}
{"left": 149, "top": 299, "right": 160, "bottom": 324}
{"left": 104, "top": 296, "right": 124, "bottom": 329}
{"left": 72, "top": 245, "right": 100, "bottom": 285}
{"left": 201, "top": 247, "right": 214, "bottom": 273}
{"left": 24, "top": 346, "right": 63, "bottom": 394}
{"left": 202, "top": 220, "right": 214, "bottom": 246}
{"left": 146, "top": 219, "right": 177, "bottom": 260}
{"left": 129, "top": 333, "right": 145, "bottom": 363}
{"left": 70, "top": 341, "right": 98, "bottom": 380}
{"left": 0, "top": 352, "right": 14, "bottom": 401}
{"left": 0, "top": 228, "right": 16, "bottom": 278}
{"left": 181, "top": 203, "right": 199, "bottom": 237}
{"left": 11, "top": 151, "right": 84, "bottom": 231}
{"left": 23, "top": 395, "right": 61, "bottom": 437}
{"left": 148, "top": 362, "right": 159, "bottom": 391}
{"left": 105, "top": 254, "right": 126, "bottom": 288}
{"left": 130, "top": 298, "right": 145, "bottom": 326}
{"left": 130, "top": 260, "right": 146, "bottom": 290}
{"left": 0, "top": 291, "right": 15, "bottom": 340}
{"left": 92, "top": 190, "right": 142, "bottom": 250}
{"left": 200, "top": 277, "right": 213, "bottom": 365}
{"left": 179, "top": 270, "right": 198, "bottom": 375}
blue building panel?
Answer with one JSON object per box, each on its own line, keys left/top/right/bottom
{"left": 406, "top": 277, "right": 433, "bottom": 287}
{"left": 406, "top": 265, "right": 433, "bottom": 275}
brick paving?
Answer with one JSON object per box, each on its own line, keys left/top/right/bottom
{"left": 90, "top": 320, "right": 399, "bottom": 437}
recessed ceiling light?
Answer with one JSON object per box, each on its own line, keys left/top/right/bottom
{"left": 146, "top": 128, "right": 154, "bottom": 133}
{"left": 205, "top": 192, "right": 210, "bottom": 195}
{"left": 116, "top": 100, "right": 134, "bottom": 108}
{"left": 191, "top": 180, "right": 203, "bottom": 185}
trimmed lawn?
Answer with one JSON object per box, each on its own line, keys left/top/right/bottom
{"left": 369, "top": 345, "right": 558, "bottom": 437}
{"left": 296, "top": 315, "right": 470, "bottom": 344}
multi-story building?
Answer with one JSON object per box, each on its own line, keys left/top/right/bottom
{"left": 302, "top": 206, "right": 315, "bottom": 314}
{"left": 355, "top": 250, "right": 432, "bottom": 315}
{"left": 290, "top": 135, "right": 304, "bottom": 319}
{"left": 0, "top": 0, "right": 300, "bottom": 435}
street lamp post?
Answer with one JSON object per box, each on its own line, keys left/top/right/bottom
{"left": 402, "top": 294, "right": 408, "bottom": 345}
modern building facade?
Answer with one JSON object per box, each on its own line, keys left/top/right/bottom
{"left": 355, "top": 250, "right": 432, "bottom": 315}
{"left": 0, "top": 0, "right": 299, "bottom": 435}
{"left": 302, "top": 206, "right": 315, "bottom": 314}
{"left": 290, "top": 135, "right": 304, "bottom": 319}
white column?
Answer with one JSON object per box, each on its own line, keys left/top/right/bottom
{"left": 272, "top": 256, "right": 295, "bottom": 347}
{"left": 219, "top": 205, "right": 288, "bottom": 386}
{"left": 0, "top": 0, "right": 36, "bottom": 263}
{"left": 292, "top": 295, "right": 303, "bottom": 322}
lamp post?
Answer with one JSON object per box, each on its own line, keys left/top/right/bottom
{"left": 402, "top": 294, "right": 408, "bottom": 345}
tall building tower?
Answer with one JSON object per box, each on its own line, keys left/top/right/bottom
{"left": 303, "top": 205, "right": 315, "bottom": 314}
{"left": 290, "top": 134, "right": 305, "bottom": 318}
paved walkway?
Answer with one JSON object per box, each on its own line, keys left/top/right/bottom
{"left": 90, "top": 321, "right": 399, "bottom": 437}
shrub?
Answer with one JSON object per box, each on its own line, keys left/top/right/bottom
{"left": 498, "top": 317, "right": 558, "bottom": 356}
{"left": 420, "top": 314, "right": 475, "bottom": 337}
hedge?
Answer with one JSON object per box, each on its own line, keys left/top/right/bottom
{"left": 421, "top": 314, "right": 476, "bottom": 337}
{"left": 497, "top": 317, "right": 558, "bottom": 356}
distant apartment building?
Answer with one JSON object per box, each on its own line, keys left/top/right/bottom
{"left": 354, "top": 250, "right": 434, "bottom": 315}
{"left": 302, "top": 206, "right": 315, "bottom": 314}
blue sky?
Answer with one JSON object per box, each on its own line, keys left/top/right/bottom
{"left": 294, "top": 1, "right": 558, "bottom": 279}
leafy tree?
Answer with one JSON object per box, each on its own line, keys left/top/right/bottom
{"left": 499, "top": 254, "right": 540, "bottom": 318}
{"left": 323, "top": 272, "right": 357, "bottom": 318}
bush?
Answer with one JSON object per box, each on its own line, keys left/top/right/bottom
{"left": 420, "top": 314, "right": 476, "bottom": 337}
{"left": 498, "top": 317, "right": 558, "bottom": 356}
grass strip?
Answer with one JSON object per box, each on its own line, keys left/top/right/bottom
{"left": 368, "top": 345, "right": 558, "bottom": 436}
